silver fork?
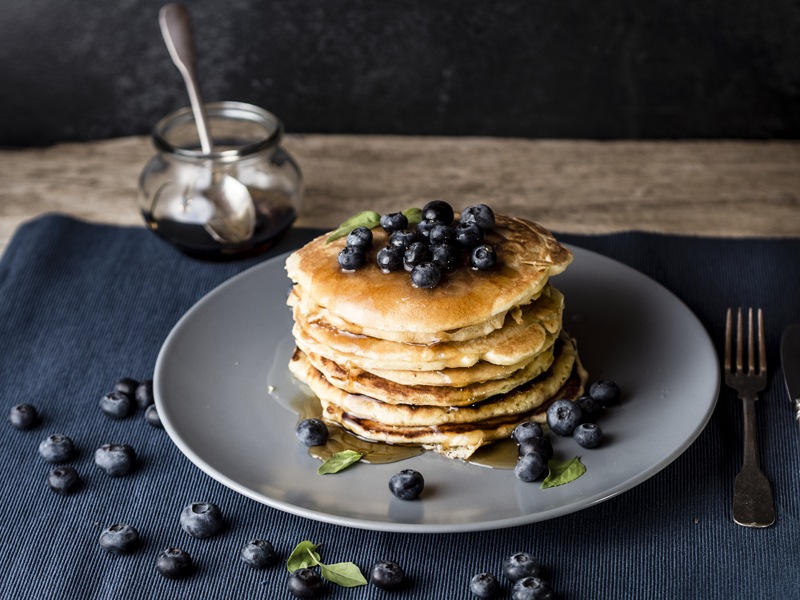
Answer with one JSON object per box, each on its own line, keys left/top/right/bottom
{"left": 724, "top": 307, "right": 775, "bottom": 527}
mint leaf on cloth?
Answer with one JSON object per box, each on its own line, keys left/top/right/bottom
{"left": 286, "top": 541, "right": 322, "bottom": 571}
{"left": 320, "top": 562, "right": 369, "bottom": 587}
{"left": 541, "top": 457, "right": 586, "bottom": 489}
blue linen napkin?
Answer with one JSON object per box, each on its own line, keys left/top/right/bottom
{"left": 1, "top": 214, "right": 799, "bottom": 599}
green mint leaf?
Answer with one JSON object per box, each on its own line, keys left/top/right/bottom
{"left": 326, "top": 211, "right": 382, "bottom": 243}
{"left": 286, "top": 541, "right": 321, "bottom": 571}
{"left": 318, "top": 450, "right": 364, "bottom": 474}
{"left": 402, "top": 207, "right": 422, "bottom": 226}
{"left": 319, "top": 561, "right": 368, "bottom": 587}
{"left": 541, "top": 457, "right": 586, "bottom": 489}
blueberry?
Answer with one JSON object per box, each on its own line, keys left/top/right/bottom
{"left": 428, "top": 223, "right": 455, "bottom": 246}
{"left": 156, "top": 547, "right": 192, "bottom": 579}
{"left": 180, "top": 502, "right": 224, "bottom": 538}
{"left": 370, "top": 560, "right": 405, "bottom": 590}
{"left": 590, "top": 379, "right": 621, "bottom": 406}
{"left": 546, "top": 399, "right": 583, "bottom": 436}
{"left": 47, "top": 465, "right": 81, "bottom": 495}
{"left": 470, "top": 572, "right": 501, "bottom": 598}
{"left": 380, "top": 212, "right": 409, "bottom": 233}
{"left": 461, "top": 204, "right": 496, "bottom": 230}
{"left": 471, "top": 244, "right": 497, "bottom": 270}
{"left": 517, "top": 436, "right": 553, "bottom": 462}
{"left": 430, "top": 243, "right": 460, "bottom": 271}
{"left": 503, "top": 552, "right": 541, "bottom": 582}
{"left": 99, "top": 523, "right": 141, "bottom": 554}
{"left": 144, "top": 404, "right": 162, "bottom": 428}
{"left": 573, "top": 422, "right": 604, "bottom": 449}
{"left": 337, "top": 246, "right": 366, "bottom": 271}
{"left": 8, "top": 403, "right": 39, "bottom": 430}
{"left": 114, "top": 377, "right": 139, "bottom": 399}
{"left": 94, "top": 443, "right": 136, "bottom": 477}
{"left": 511, "top": 421, "right": 544, "bottom": 445}
{"left": 295, "top": 418, "right": 328, "bottom": 446}
{"left": 389, "top": 229, "right": 418, "bottom": 249}
{"left": 514, "top": 452, "right": 547, "bottom": 482}
{"left": 376, "top": 245, "right": 405, "bottom": 272}
{"left": 346, "top": 226, "right": 373, "bottom": 249}
{"left": 416, "top": 219, "right": 443, "bottom": 242}
{"left": 576, "top": 395, "right": 602, "bottom": 421}
{"left": 38, "top": 434, "right": 75, "bottom": 463}
{"left": 410, "top": 262, "right": 442, "bottom": 289}
{"left": 422, "top": 199, "right": 455, "bottom": 224}
{"left": 403, "top": 242, "right": 431, "bottom": 271}
{"left": 240, "top": 539, "right": 279, "bottom": 569}
{"left": 135, "top": 379, "right": 154, "bottom": 408}
{"left": 99, "top": 391, "right": 133, "bottom": 419}
{"left": 389, "top": 469, "right": 424, "bottom": 500}
{"left": 511, "top": 576, "right": 555, "bottom": 600}
{"left": 288, "top": 567, "right": 323, "bottom": 598}
{"left": 454, "top": 222, "right": 485, "bottom": 249}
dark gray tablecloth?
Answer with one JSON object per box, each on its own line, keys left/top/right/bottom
{"left": 1, "top": 214, "right": 799, "bottom": 599}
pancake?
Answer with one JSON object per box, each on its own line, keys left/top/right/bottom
{"left": 285, "top": 214, "right": 572, "bottom": 336}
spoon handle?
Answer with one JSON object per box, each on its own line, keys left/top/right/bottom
{"left": 159, "top": 3, "right": 213, "bottom": 154}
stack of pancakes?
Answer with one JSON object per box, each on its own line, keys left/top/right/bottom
{"left": 285, "top": 213, "right": 585, "bottom": 459}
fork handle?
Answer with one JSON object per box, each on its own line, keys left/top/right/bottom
{"left": 733, "top": 393, "right": 775, "bottom": 527}
{"left": 740, "top": 393, "right": 760, "bottom": 469}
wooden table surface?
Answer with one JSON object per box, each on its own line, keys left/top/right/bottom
{"left": 1, "top": 135, "right": 799, "bottom": 255}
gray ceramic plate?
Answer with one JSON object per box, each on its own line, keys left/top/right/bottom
{"left": 154, "top": 245, "right": 719, "bottom": 533}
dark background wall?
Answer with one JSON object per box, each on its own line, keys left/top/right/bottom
{"left": 1, "top": 0, "right": 798, "bottom": 146}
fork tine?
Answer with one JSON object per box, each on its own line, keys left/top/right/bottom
{"left": 757, "top": 308, "right": 766, "bottom": 375}
{"left": 736, "top": 307, "right": 743, "bottom": 374}
{"left": 724, "top": 308, "right": 732, "bottom": 372}
{"left": 747, "top": 308, "right": 755, "bottom": 375}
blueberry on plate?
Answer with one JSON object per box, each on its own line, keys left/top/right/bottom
{"left": 38, "top": 434, "right": 75, "bottom": 463}
{"left": 99, "top": 391, "right": 133, "bottom": 419}
{"left": 576, "top": 395, "right": 602, "bottom": 421}
{"left": 461, "top": 204, "right": 496, "bottom": 230}
{"left": 295, "top": 418, "right": 328, "bottom": 446}
{"left": 134, "top": 379, "right": 154, "bottom": 409}
{"left": 389, "top": 229, "right": 418, "bottom": 249}
{"left": 180, "top": 502, "right": 224, "bottom": 538}
{"left": 47, "top": 465, "right": 81, "bottom": 495}
{"left": 503, "top": 552, "right": 541, "bottom": 582}
{"left": 428, "top": 223, "right": 455, "bottom": 245}
{"left": 156, "top": 547, "right": 192, "bottom": 579}
{"left": 590, "top": 379, "right": 621, "bottom": 406}
{"left": 288, "top": 567, "right": 323, "bottom": 598}
{"left": 430, "top": 243, "right": 460, "bottom": 271}
{"left": 389, "top": 469, "right": 424, "bottom": 500}
{"left": 573, "top": 422, "right": 604, "bottom": 449}
{"left": 99, "top": 523, "right": 141, "bottom": 554}
{"left": 514, "top": 452, "right": 547, "bottom": 482}
{"left": 470, "top": 572, "right": 501, "bottom": 598}
{"left": 8, "top": 403, "right": 39, "bottom": 430}
{"left": 422, "top": 199, "right": 455, "bottom": 224}
{"left": 546, "top": 399, "right": 583, "bottom": 436}
{"left": 511, "top": 576, "right": 555, "bottom": 600}
{"left": 370, "top": 560, "right": 405, "bottom": 590}
{"left": 454, "top": 222, "right": 484, "bottom": 249}
{"left": 517, "top": 436, "right": 553, "bottom": 462}
{"left": 94, "top": 443, "right": 136, "bottom": 477}
{"left": 240, "top": 539, "right": 279, "bottom": 569}
{"left": 113, "top": 377, "right": 139, "bottom": 399}
{"left": 410, "top": 262, "right": 442, "bottom": 289}
{"left": 346, "top": 226, "right": 373, "bottom": 249}
{"left": 380, "top": 212, "right": 409, "bottom": 233}
{"left": 337, "top": 245, "right": 366, "bottom": 271}
{"left": 471, "top": 244, "right": 497, "bottom": 270}
{"left": 403, "top": 242, "right": 431, "bottom": 271}
{"left": 376, "top": 245, "right": 405, "bottom": 272}
{"left": 511, "top": 421, "right": 544, "bottom": 445}
{"left": 144, "top": 404, "right": 162, "bottom": 428}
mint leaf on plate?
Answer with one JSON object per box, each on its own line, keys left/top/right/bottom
{"left": 541, "top": 457, "right": 586, "bottom": 489}
{"left": 318, "top": 450, "right": 364, "bottom": 474}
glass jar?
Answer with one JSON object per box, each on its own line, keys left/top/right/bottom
{"left": 139, "top": 101, "right": 303, "bottom": 259}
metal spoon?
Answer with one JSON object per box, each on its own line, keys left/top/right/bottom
{"left": 159, "top": 3, "right": 255, "bottom": 244}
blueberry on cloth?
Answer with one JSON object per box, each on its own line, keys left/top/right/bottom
{"left": 94, "top": 443, "right": 136, "bottom": 477}
{"left": 410, "top": 262, "right": 442, "bottom": 289}
{"left": 113, "top": 377, "right": 139, "bottom": 399}
{"left": 295, "top": 418, "right": 328, "bottom": 446}
{"left": 511, "top": 576, "right": 555, "bottom": 600}
{"left": 428, "top": 223, "right": 455, "bottom": 245}
{"left": 511, "top": 421, "right": 543, "bottom": 445}
{"left": 380, "top": 212, "right": 408, "bottom": 233}
{"left": 503, "top": 552, "right": 541, "bottom": 582}
{"left": 546, "top": 399, "right": 583, "bottom": 436}
{"left": 454, "top": 222, "right": 484, "bottom": 249}
{"left": 461, "top": 204, "right": 496, "bottom": 230}
{"left": 99, "top": 391, "right": 133, "bottom": 419}
{"left": 240, "top": 539, "right": 279, "bottom": 569}
{"left": 377, "top": 245, "right": 405, "bottom": 272}
{"left": 156, "top": 547, "right": 192, "bottom": 579}
{"left": 288, "top": 567, "right": 323, "bottom": 598}
{"left": 589, "top": 379, "right": 621, "bottom": 406}
{"left": 38, "top": 434, "right": 75, "bottom": 463}
{"left": 144, "top": 404, "right": 162, "bottom": 428}
{"left": 8, "top": 403, "right": 39, "bottom": 430}
{"left": 180, "top": 502, "right": 224, "bottom": 538}
{"left": 470, "top": 572, "right": 501, "bottom": 598}
{"left": 430, "top": 243, "right": 460, "bottom": 271}
{"left": 471, "top": 244, "right": 497, "bottom": 270}
{"left": 99, "top": 523, "right": 141, "bottom": 554}
{"left": 389, "top": 229, "right": 418, "bottom": 249}
{"left": 134, "top": 380, "right": 154, "bottom": 409}
{"left": 517, "top": 436, "right": 553, "bottom": 462}
{"left": 514, "top": 452, "right": 547, "bottom": 482}
{"left": 389, "top": 469, "right": 424, "bottom": 500}
{"left": 403, "top": 242, "right": 431, "bottom": 271}
{"left": 573, "top": 422, "right": 604, "bottom": 449}
{"left": 337, "top": 245, "right": 366, "bottom": 271}
{"left": 576, "top": 395, "right": 602, "bottom": 421}
{"left": 346, "top": 226, "right": 373, "bottom": 249}
{"left": 370, "top": 560, "right": 406, "bottom": 590}
{"left": 422, "top": 199, "right": 455, "bottom": 224}
{"left": 47, "top": 466, "right": 81, "bottom": 495}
